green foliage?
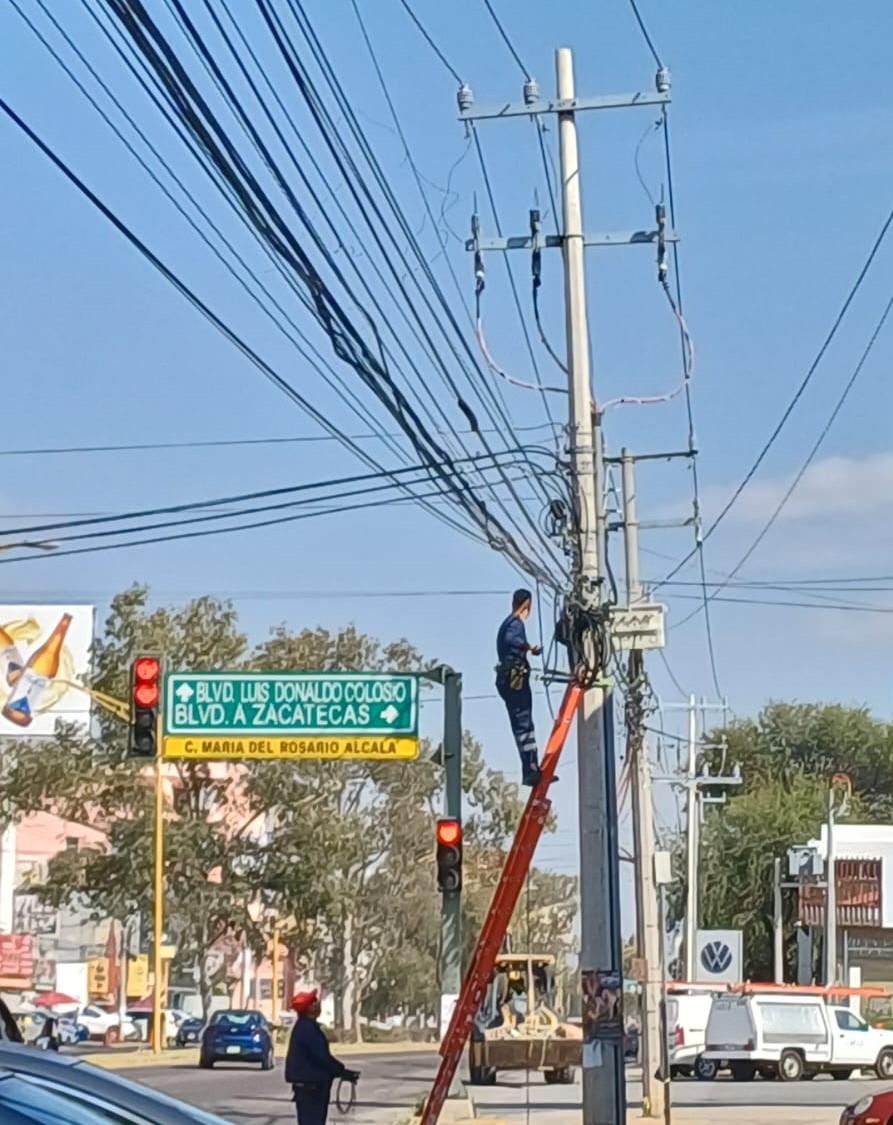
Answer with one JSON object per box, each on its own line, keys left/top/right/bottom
{"left": 11, "top": 585, "right": 576, "bottom": 1028}
{"left": 689, "top": 701, "right": 887, "bottom": 981}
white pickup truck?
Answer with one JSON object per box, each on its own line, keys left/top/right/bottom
{"left": 701, "top": 992, "right": 893, "bottom": 1081}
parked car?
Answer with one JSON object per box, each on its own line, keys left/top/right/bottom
{"left": 76, "top": 1005, "right": 140, "bottom": 1044}
{"left": 841, "top": 1089, "right": 893, "bottom": 1124}
{"left": 176, "top": 1016, "right": 204, "bottom": 1047}
{"left": 0, "top": 1042, "right": 238, "bottom": 1124}
{"left": 57, "top": 1018, "right": 89, "bottom": 1046}
{"left": 666, "top": 989, "right": 718, "bottom": 1079}
{"left": 702, "top": 991, "right": 893, "bottom": 1081}
{"left": 199, "top": 1010, "right": 274, "bottom": 1070}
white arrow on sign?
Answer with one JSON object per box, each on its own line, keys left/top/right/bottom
{"left": 175, "top": 684, "right": 195, "bottom": 703}
{"left": 380, "top": 704, "right": 400, "bottom": 724}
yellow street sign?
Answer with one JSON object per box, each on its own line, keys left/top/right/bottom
{"left": 126, "top": 955, "right": 148, "bottom": 998}
{"left": 162, "top": 735, "right": 419, "bottom": 762}
{"left": 87, "top": 956, "right": 109, "bottom": 995}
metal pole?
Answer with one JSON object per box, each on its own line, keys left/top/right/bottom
{"left": 272, "top": 924, "right": 280, "bottom": 1022}
{"left": 621, "top": 451, "right": 664, "bottom": 1119}
{"left": 825, "top": 787, "right": 837, "bottom": 986}
{"left": 683, "top": 696, "right": 698, "bottom": 982}
{"left": 152, "top": 744, "right": 164, "bottom": 1055}
{"left": 773, "top": 857, "right": 784, "bottom": 984}
{"left": 658, "top": 885, "right": 671, "bottom": 1125}
{"left": 441, "top": 669, "right": 463, "bottom": 1097}
{"left": 556, "top": 46, "right": 623, "bottom": 1124}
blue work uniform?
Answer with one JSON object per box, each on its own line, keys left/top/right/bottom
{"left": 495, "top": 613, "right": 539, "bottom": 781}
{"left": 285, "top": 1017, "right": 347, "bottom": 1125}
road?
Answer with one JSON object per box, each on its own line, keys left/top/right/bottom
{"left": 127, "top": 1050, "right": 879, "bottom": 1124}
{"left": 129, "top": 1049, "right": 440, "bottom": 1125}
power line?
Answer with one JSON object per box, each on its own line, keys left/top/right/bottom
{"left": 625, "top": 0, "right": 663, "bottom": 68}
{"left": 0, "top": 423, "right": 558, "bottom": 459}
{"left": 479, "top": 0, "right": 530, "bottom": 79}
{"left": 656, "top": 197, "right": 893, "bottom": 589}
{"left": 394, "top": 0, "right": 463, "bottom": 85}
{"left": 674, "top": 287, "right": 893, "bottom": 628}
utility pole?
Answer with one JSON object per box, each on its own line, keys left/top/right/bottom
{"left": 556, "top": 48, "right": 623, "bottom": 1125}
{"left": 773, "top": 857, "right": 784, "bottom": 984}
{"left": 457, "top": 54, "right": 674, "bottom": 1125}
{"left": 654, "top": 697, "right": 736, "bottom": 983}
{"left": 620, "top": 450, "right": 664, "bottom": 1119}
{"left": 683, "top": 696, "right": 699, "bottom": 983}
{"left": 824, "top": 774, "right": 850, "bottom": 986}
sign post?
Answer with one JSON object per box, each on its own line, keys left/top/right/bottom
{"left": 162, "top": 672, "right": 419, "bottom": 761}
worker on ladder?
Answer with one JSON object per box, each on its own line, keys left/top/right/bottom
{"left": 495, "top": 589, "right": 548, "bottom": 787}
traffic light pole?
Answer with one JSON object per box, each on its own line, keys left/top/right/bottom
{"left": 422, "top": 665, "right": 464, "bottom": 1096}
{"left": 152, "top": 715, "right": 164, "bottom": 1056}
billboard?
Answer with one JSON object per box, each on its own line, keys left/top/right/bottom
{"left": 0, "top": 606, "right": 93, "bottom": 737}
{"left": 695, "top": 929, "right": 743, "bottom": 984}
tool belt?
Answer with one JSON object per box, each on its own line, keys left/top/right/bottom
{"left": 496, "top": 660, "right": 529, "bottom": 692}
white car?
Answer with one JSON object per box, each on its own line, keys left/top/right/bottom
{"left": 77, "top": 1005, "right": 140, "bottom": 1043}
{"left": 702, "top": 991, "right": 893, "bottom": 1081}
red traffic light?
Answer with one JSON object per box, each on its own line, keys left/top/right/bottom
{"left": 134, "top": 656, "right": 160, "bottom": 683}
{"left": 436, "top": 819, "right": 461, "bottom": 847}
{"left": 134, "top": 682, "right": 159, "bottom": 708}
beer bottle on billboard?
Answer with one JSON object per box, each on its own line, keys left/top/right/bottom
{"left": 2, "top": 614, "right": 72, "bottom": 727}
{"left": 0, "top": 626, "right": 24, "bottom": 687}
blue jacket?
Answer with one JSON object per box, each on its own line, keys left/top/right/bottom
{"left": 497, "top": 613, "right": 528, "bottom": 666}
{"left": 285, "top": 1017, "right": 347, "bottom": 1085}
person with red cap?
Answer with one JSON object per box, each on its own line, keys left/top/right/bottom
{"left": 285, "top": 989, "right": 358, "bottom": 1125}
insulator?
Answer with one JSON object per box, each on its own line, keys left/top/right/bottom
{"left": 523, "top": 78, "right": 539, "bottom": 106}
{"left": 457, "top": 83, "right": 474, "bottom": 113}
{"left": 656, "top": 66, "right": 671, "bottom": 94}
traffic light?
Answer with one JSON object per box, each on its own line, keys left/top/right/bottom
{"left": 436, "top": 818, "right": 462, "bottom": 894}
{"left": 129, "top": 655, "right": 160, "bottom": 758}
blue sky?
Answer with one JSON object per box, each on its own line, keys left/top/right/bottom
{"left": 2, "top": 1, "right": 893, "bottom": 885}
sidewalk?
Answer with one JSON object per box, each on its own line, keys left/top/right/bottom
{"left": 83, "top": 1037, "right": 436, "bottom": 1069}
{"left": 469, "top": 1113, "right": 840, "bottom": 1125}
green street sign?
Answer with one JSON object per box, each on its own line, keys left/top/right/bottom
{"left": 162, "top": 672, "right": 419, "bottom": 761}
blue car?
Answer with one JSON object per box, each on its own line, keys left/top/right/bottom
{"left": 199, "top": 1010, "right": 274, "bottom": 1070}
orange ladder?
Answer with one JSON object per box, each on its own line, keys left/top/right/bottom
{"left": 419, "top": 682, "right": 583, "bottom": 1125}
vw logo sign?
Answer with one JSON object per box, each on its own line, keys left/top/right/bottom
{"left": 700, "top": 940, "right": 733, "bottom": 975}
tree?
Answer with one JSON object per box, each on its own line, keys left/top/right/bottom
{"left": 689, "top": 702, "right": 883, "bottom": 980}
{"left": 31, "top": 586, "right": 325, "bottom": 1016}
{"left": 17, "top": 589, "right": 577, "bottom": 1029}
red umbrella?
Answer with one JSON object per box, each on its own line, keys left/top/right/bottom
{"left": 32, "top": 991, "right": 77, "bottom": 1009}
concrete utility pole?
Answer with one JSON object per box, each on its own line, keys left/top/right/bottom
{"left": 655, "top": 697, "right": 735, "bottom": 983}
{"left": 824, "top": 775, "right": 850, "bottom": 987}
{"left": 556, "top": 47, "right": 624, "bottom": 1125}
{"left": 683, "top": 696, "right": 699, "bottom": 983}
{"left": 457, "top": 57, "right": 675, "bottom": 1125}
{"left": 620, "top": 451, "right": 664, "bottom": 1119}
{"left": 773, "top": 857, "right": 784, "bottom": 985}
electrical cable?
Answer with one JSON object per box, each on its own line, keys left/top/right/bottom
{"left": 16, "top": 0, "right": 416, "bottom": 481}
{"left": 0, "top": 453, "right": 525, "bottom": 540}
{"left": 0, "top": 93, "right": 492, "bottom": 554}
{"left": 271, "top": 3, "right": 569, "bottom": 583}
{"left": 625, "top": 0, "right": 663, "bottom": 69}
{"left": 250, "top": 0, "right": 565, "bottom": 574}
{"left": 0, "top": 422, "right": 559, "bottom": 459}
{"left": 479, "top": 0, "right": 530, "bottom": 79}
{"left": 471, "top": 125, "right": 567, "bottom": 412}
{"left": 652, "top": 106, "right": 724, "bottom": 698}
{"left": 27, "top": 4, "right": 557, "bottom": 585}
{"left": 0, "top": 480, "right": 478, "bottom": 568}
{"left": 673, "top": 286, "right": 893, "bottom": 628}
{"left": 394, "top": 0, "right": 464, "bottom": 85}
{"left": 656, "top": 192, "right": 893, "bottom": 589}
